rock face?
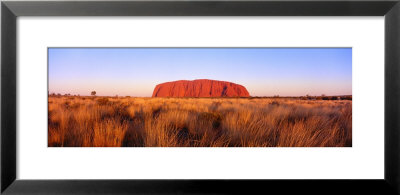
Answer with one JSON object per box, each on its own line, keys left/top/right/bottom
{"left": 152, "top": 79, "right": 250, "bottom": 98}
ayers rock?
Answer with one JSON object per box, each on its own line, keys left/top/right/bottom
{"left": 152, "top": 79, "right": 250, "bottom": 98}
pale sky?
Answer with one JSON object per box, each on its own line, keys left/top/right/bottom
{"left": 48, "top": 48, "right": 352, "bottom": 97}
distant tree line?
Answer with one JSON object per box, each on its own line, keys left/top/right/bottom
{"left": 249, "top": 95, "right": 352, "bottom": 100}
{"left": 301, "top": 95, "right": 352, "bottom": 100}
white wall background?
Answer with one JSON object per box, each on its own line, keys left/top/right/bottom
{"left": 17, "top": 17, "right": 384, "bottom": 179}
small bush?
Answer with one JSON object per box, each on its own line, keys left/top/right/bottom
{"left": 97, "top": 97, "right": 109, "bottom": 105}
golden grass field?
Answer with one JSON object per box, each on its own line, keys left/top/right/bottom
{"left": 48, "top": 96, "right": 352, "bottom": 147}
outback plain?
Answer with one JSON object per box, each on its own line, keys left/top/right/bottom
{"left": 48, "top": 95, "right": 352, "bottom": 147}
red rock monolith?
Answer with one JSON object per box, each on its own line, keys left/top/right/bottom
{"left": 152, "top": 79, "right": 250, "bottom": 97}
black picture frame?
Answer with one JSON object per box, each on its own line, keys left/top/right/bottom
{"left": 1, "top": 0, "right": 399, "bottom": 194}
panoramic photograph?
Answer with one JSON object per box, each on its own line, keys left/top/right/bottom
{"left": 48, "top": 48, "right": 352, "bottom": 147}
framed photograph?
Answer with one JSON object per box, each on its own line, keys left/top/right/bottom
{"left": 47, "top": 47, "right": 352, "bottom": 148}
{"left": 2, "top": 0, "right": 400, "bottom": 194}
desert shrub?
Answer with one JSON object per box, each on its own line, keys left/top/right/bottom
{"left": 198, "top": 111, "right": 223, "bottom": 129}
{"left": 97, "top": 97, "right": 109, "bottom": 105}
{"left": 271, "top": 101, "right": 280, "bottom": 106}
{"left": 341, "top": 96, "right": 352, "bottom": 100}
{"left": 63, "top": 101, "right": 71, "bottom": 109}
